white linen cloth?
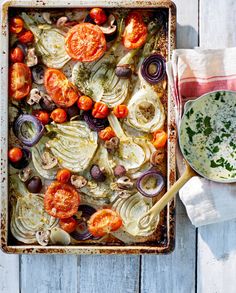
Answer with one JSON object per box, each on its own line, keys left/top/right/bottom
{"left": 166, "top": 48, "right": 236, "bottom": 227}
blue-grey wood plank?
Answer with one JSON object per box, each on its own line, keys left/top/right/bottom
{"left": 20, "top": 255, "right": 78, "bottom": 293}
{"left": 77, "top": 255, "right": 140, "bottom": 293}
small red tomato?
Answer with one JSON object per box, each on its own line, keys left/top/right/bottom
{"left": 10, "top": 47, "right": 24, "bottom": 63}
{"left": 77, "top": 95, "right": 93, "bottom": 111}
{"left": 8, "top": 147, "right": 23, "bottom": 163}
{"left": 50, "top": 108, "right": 67, "bottom": 123}
{"left": 113, "top": 104, "right": 129, "bottom": 119}
{"left": 18, "top": 30, "right": 34, "bottom": 44}
{"left": 89, "top": 8, "right": 107, "bottom": 25}
{"left": 152, "top": 130, "right": 168, "bottom": 148}
{"left": 10, "top": 17, "right": 24, "bottom": 34}
{"left": 92, "top": 102, "right": 109, "bottom": 119}
{"left": 99, "top": 126, "right": 116, "bottom": 141}
{"left": 59, "top": 217, "right": 77, "bottom": 233}
{"left": 56, "top": 169, "right": 71, "bottom": 183}
{"left": 33, "top": 110, "right": 50, "bottom": 125}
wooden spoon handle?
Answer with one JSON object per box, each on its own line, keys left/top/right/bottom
{"left": 138, "top": 163, "right": 197, "bottom": 229}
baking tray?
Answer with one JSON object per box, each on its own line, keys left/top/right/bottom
{"left": 0, "top": 0, "right": 177, "bottom": 254}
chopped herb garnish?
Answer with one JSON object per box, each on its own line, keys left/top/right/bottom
{"left": 230, "top": 141, "right": 236, "bottom": 150}
{"left": 186, "top": 108, "right": 194, "bottom": 119}
{"left": 221, "top": 133, "right": 231, "bottom": 138}
{"left": 186, "top": 127, "right": 196, "bottom": 143}
{"left": 223, "top": 121, "right": 231, "bottom": 129}
{"left": 204, "top": 116, "right": 211, "bottom": 128}
{"left": 215, "top": 92, "right": 221, "bottom": 100}
{"left": 213, "top": 136, "right": 222, "bottom": 143}
{"left": 184, "top": 148, "right": 190, "bottom": 156}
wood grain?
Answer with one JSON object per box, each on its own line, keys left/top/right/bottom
{"left": 20, "top": 255, "right": 78, "bottom": 293}
{"left": 198, "top": 1, "right": 236, "bottom": 292}
{"left": 77, "top": 256, "right": 140, "bottom": 293}
{"left": 0, "top": 250, "right": 19, "bottom": 293}
{"left": 141, "top": 1, "right": 198, "bottom": 292}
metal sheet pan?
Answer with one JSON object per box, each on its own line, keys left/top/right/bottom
{"left": 0, "top": 0, "right": 177, "bottom": 254}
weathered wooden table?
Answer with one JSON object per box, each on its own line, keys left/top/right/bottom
{"left": 1, "top": 0, "right": 236, "bottom": 292}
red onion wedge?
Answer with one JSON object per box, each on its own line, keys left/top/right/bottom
{"left": 136, "top": 170, "right": 165, "bottom": 198}
{"left": 13, "top": 114, "right": 44, "bottom": 147}
{"left": 83, "top": 111, "right": 109, "bottom": 132}
{"left": 70, "top": 205, "right": 99, "bottom": 241}
{"left": 141, "top": 54, "right": 166, "bottom": 84}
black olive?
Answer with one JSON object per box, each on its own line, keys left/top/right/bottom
{"left": 39, "top": 96, "right": 57, "bottom": 112}
{"left": 67, "top": 104, "right": 80, "bottom": 118}
{"left": 10, "top": 148, "right": 31, "bottom": 170}
{"left": 114, "top": 165, "right": 126, "bottom": 177}
{"left": 90, "top": 165, "right": 106, "bottom": 182}
{"left": 115, "top": 65, "right": 132, "bottom": 78}
{"left": 26, "top": 176, "right": 42, "bottom": 193}
{"left": 32, "top": 65, "right": 45, "bottom": 85}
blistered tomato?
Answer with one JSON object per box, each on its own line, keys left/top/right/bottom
{"left": 99, "top": 126, "right": 116, "bottom": 141}
{"left": 56, "top": 169, "right": 71, "bottom": 183}
{"left": 77, "top": 95, "right": 93, "bottom": 111}
{"left": 8, "top": 147, "right": 23, "bottom": 163}
{"left": 10, "top": 47, "right": 24, "bottom": 63}
{"left": 33, "top": 110, "right": 50, "bottom": 125}
{"left": 50, "top": 108, "right": 67, "bottom": 123}
{"left": 59, "top": 217, "right": 77, "bottom": 233}
{"left": 152, "top": 130, "right": 168, "bottom": 148}
{"left": 89, "top": 8, "right": 107, "bottom": 25}
{"left": 113, "top": 104, "right": 129, "bottom": 119}
{"left": 92, "top": 102, "right": 109, "bottom": 119}
{"left": 18, "top": 30, "right": 34, "bottom": 44}
{"left": 10, "top": 17, "right": 24, "bottom": 34}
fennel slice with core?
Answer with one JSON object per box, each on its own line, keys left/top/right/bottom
{"left": 10, "top": 192, "right": 58, "bottom": 244}
{"left": 72, "top": 49, "right": 138, "bottom": 108}
{"left": 80, "top": 145, "right": 114, "bottom": 204}
{"left": 45, "top": 121, "right": 98, "bottom": 173}
{"left": 108, "top": 114, "right": 153, "bottom": 173}
{"left": 21, "top": 12, "right": 71, "bottom": 69}
{"left": 32, "top": 137, "right": 57, "bottom": 180}
{"left": 112, "top": 192, "right": 158, "bottom": 237}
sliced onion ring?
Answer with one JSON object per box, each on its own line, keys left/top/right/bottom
{"left": 13, "top": 114, "right": 44, "bottom": 147}
{"left": 70, "top": 205, "right": 98, "bottom": 241}
{"left": 136, "top": 170, "right": 165, "bottom": 197}
{"left": 83, "top": 111, "right": 109, "bottom": 132}
{"left": 141, "top": 54, "right": 166, "bottom": 84}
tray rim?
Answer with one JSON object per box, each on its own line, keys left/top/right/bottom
{"left": 0, "top": 0, "right": 177, "bottom": 255}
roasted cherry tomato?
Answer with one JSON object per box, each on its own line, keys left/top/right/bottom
{"left": 8, "top": 147, "right": 23, "bottom": 163}
{"left": 33, "top": 110, "right": 50, "bottom": 125}
{"left": 113, "top": 104, "right": 129, "bottom": 119}
{"left": 10, "top": 17, "right": 24, "bottom": 34}
{"left": 59, "top": 217, "right": 77, "bottom": 233}
{"left": 99, "top": 126, "right": 116, "bottom": 141}
{"left": 77, "top": 95, "right": 93, "bottom": 111}
{"left": 92, "top": 102, "right": 109, "bottom": 119}
{"left": 89, "top": 8, "right": 107, "bottom": 25}
{"left": 50, "top": 108, "right": 67, "bottom": 123}
{"left": 65, "top": 23, "right": 106, "bottom": 62}
{"left": 18, "top": 30, "right": 34, "bottom": 44}
{"left": 123, "top": 12, "right": 147, "bottom": 49}
{"left": 88, "top": 209, "right": 122, "bottom": 237}
{"left": 9, "top": 62, "right": 32, "bottom": 100}
{"left": 56, "top": 169, "right": 71, "bottom": 183}
{"left": 44, "top": 181, "right": 80, "bottom": 219}
{"left": 10, "top": 47, "right": 24, "bottom": 63}
{"left": 44, "top": 68, "right": 79, "bottom": 107}
{"left": 152, "top": 130, "right": 168, "bottom": 148}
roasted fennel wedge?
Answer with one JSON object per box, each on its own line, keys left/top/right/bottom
{"left": 21, "top": 12, "right": 71, "bottom": 68}
{"left": 10, "top": 176, "right": 58, "bottom": 244}
{"left": 108, "top": 113, "right": 154, "bottom": 176}
{"left": 32, "top": 137, "right": 58, "bottom": 180}
{"left": 112, "top": 192, "right": 158, "bottom": 237}
{"left": 46, "top": 121, "right": 98, "bottom": 172}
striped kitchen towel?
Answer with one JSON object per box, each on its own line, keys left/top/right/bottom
{"left": 166, "top": 47, "right": 236, "bottom": 227}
